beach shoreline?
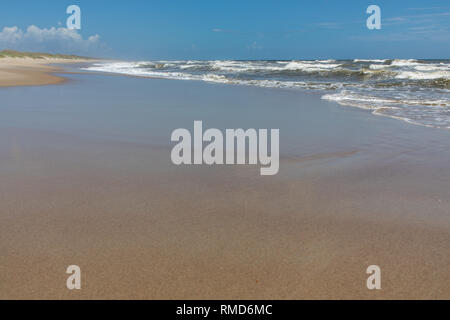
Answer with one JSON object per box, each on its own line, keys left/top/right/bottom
{"left": 0, "top": 57, "right": 93, "bottom": 87}
{"left": 0, "top": 65, "right": 449, "bottom": 300}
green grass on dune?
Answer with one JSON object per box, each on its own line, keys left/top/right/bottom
{"left": 0, "top": 50, "right": 89, "bottom": 60}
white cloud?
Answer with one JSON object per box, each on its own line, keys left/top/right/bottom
{"left": 0, "top": 25, "right": 102, "bottom": 55}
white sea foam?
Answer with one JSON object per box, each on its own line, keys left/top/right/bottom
{"left": 283, "top": 61, "right": 341, "bottom": 71}
{"left": 414, "top": 64, "right": 450, "bottom": 72}
{"left": 390, "top": 59, "right": 419, "bottom": 67}
{"left": 354, "top": 59, "right": 387, "bottom": 63}
{"left": 322, "top": 88, "right": 450, "bottom": 128}
{"left": 369, "top": 64, "right": 388, "bottom": 70}
{"left": 322, "top": 91, "right": 395, "bottom": 109}
{"left": 395, "top": 71, "right": 450, "bottom": 80}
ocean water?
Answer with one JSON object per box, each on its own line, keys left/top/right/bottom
{"left": 85, "top": 59, "right": 450, "bottom": 129}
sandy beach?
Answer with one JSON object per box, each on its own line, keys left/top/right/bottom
{"left": 0, "top": 62, "right": 449, "bottom": 300}
{"left": 0, "top": 57, "right": 90, "bottom": 87}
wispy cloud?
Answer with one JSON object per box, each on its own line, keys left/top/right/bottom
{"left": 314, "top": 22, "right": 345, "bottom": 29}
{"left": 211, "top": 28, "right": 237, "bottom": 34}
{"left": 350, "top": 26, "right": 450, "bottom": 42}
{"left": 384, "top": 11, "right": 450, "bottom": 24}
{"left": 384, "top": 17, "right": 407, "bottom": 22}
{"left": 382, "top": 11, "right": 450, "bottom": 29}
{"left": 312, "top": 19, "right": 365, "bottom": 30}
{"left": 407, "top": 6, "right": 450, "bottom": 11}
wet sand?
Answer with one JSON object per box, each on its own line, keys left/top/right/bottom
{"left": 0, "top": 72, "right": 449, "bottom": 300}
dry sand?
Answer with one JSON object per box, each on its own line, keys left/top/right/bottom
{"left": 0, "top": 57, "right": 89, "bottom": 87}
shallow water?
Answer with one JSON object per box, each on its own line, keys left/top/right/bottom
{"left": 1, "top": 71, "right": 450, "bottom": 162}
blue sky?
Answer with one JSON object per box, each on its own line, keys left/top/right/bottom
{"left": 0, "top": 0, "right": 449, "bottom": 59}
